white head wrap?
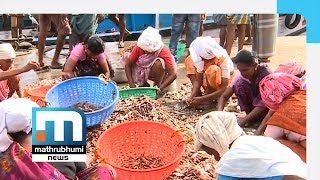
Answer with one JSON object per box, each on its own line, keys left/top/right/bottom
{"left": 189, "top": 36, "right": 228, "bottom": 72}
{"left": 0, "top": 43, "right": 16, "bottom": 60}
{"left": 137, "top": 27, "right": 163, "bottom": 52}
{"left": 194, "top": 111, "right": 245, "bottom": 157}
{"left": 0, "top": 98, "right": 39, "bottom": 152}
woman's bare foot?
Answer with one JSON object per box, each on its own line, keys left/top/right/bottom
{"left": 50, "top": 62, "right": 64, "bottom": 69}
{"left": 35, "top": 65, "right": 50, "bottom": 72}
{"left": 118, "top": 41, "right": 125, "bottom": 48}
{"left": 244, "top": 39, "right": 252, "bottom": 45}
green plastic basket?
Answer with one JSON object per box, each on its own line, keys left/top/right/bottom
{"left": 164, "top": 42, "right": 186, "bottom": 60}
{"left": 119, "top": 87, "right": 159, "bottom": 99}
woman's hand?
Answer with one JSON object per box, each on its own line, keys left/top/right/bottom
{"left": 22, "top": 61, "right": 40, "bottom": 72}
{"left": 237, "top": 117, "right": 248, "bottom": 127}
{"left": 254, "top": 128, "right": 264, "bottom": 136}
{"left": 129, "top": 83, "right": 136, "bottom": 88}
{"left": 185, "top": 96, "right": 195, "bottom": 106}
{"left": 62, "top": 71, "right": 75, "bottom": 80}
{"left": 103, "top": 73, "right": 111, "bottom": 80}
{"left": 185, "top": 96, "right": 192, "bottom": 106}
{"left": 186, "top": 97, "right": 201, "bottom": 107}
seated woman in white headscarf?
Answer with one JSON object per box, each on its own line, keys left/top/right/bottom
{"left": 120, "top": 27, "right": 177, "bottom": 91}
{"left": 194, "top": 111, "right": 306, "bottom": 180}
{"left": 184, "top": 36, "right": 234, "bottom": 108}
{"left": 0, "top": 98, "right": 116, "bottom": 180}
{"left": 0, "top": 43, "right": 39, "bottom": 101}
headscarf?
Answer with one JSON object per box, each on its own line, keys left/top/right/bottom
{"left": 189, "top": 36, "right": 229, "bottom": 72}
{"left": 259, "top": 72, "right": 303, "bottom": 111}
{"left": 215, "top": 135, "right": 307, "bottom": 179}
{"left": 137, "top": 27, "right": 163, "bottom": 52}
{"left": 194, "top": 111, "right": 245, "bottom": 157}
{"left": 0, "top": 43, "right": 16, "bottom": 60}
{"left": 275, "top": 60, "right": 305, "bottom": 76}
{"left": 0, "top": 98, "right": 39, "bottom": 152}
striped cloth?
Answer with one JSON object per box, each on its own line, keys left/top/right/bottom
{"left": 227, "top": 14, "right": 250, "bottom": 24}
{"left": 0, "top": 80, "right": 9, "bottom": 102}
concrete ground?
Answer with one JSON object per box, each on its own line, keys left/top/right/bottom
{"left": 12, "top": 29, "right": 306, "bottom": 91}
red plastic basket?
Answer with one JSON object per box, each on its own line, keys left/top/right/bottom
{"left": 97, "top": 120, "right": 186, "bottom": 180}
{"left": 27, "top": 85, "right": 53, "bottom": 107}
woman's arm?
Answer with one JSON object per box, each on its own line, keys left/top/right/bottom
{"left": 255, "top": 110, "right": 275, "bottom": 135}
{"left": 237, "top": 106, "right": 268, "bottom": 127}
{"left": 0, "top": 61, "right": 39, "bottom": 81}
{"left": 159, "top": 65, "right": 177, "bottom": 91}
{"left": 125, "top": 59, "right": 135, "bottom": 88}
{"left": 195, "top": 78, "right": 229, "bottom": 103}
{"left": 190, "top": 72, "right": 203, "bottom": 98}
{"left": 217, "top": 87, "right": 234, "bottom": 111}
{"left": 100, "top": 61, "right": 110, "bottom": 79}
{"left": 62, "top": 58, "right": 77, "bottom": 80}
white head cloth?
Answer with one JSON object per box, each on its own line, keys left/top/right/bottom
{"left": 0, "top": 43, "right": 16, "bottom": 60}
{"left": 137, "top": 26, "right": 163, "bottom": 52}
{"left": 215, "top": 135, "right": 307, "bottom": 179}
{"left": 194, "top": 111, "right": 244, "bottom": 157}
{"left": 0, "top": 98, "right": 39, "bottom": 152}
{"left": 189, "top": 36, "right": 228, "bottom": 72}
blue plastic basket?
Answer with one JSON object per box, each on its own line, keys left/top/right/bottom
{"left": 45, "top": 76, "right": 119, "bottom": 127}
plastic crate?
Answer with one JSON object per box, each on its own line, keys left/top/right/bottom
{"left": 119, "top": 87, "right": 159, "bottom": 99}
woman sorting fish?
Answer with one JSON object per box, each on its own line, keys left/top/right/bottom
{"left": 184, "top": 36, "right": 234, "bottom": 108}
{"left": 62, "top": 36, "right": 114, "bottom": 80}
{"left": 0, "top": 43, "right": 39, "bottom": 101}
{"left": 121, "top": 27, "right": 177, "bottom": 92}
{"left": 193, "top": 111, "right": 306, "bottom": 180}
{"left": 257, "top": 72, "right": 306, "bottom": 162}
{"left": 0, "top": 98, "right": 117, "bottom": 180}
{"left": 218, "top": 49, "right": 272, "bottom": 127}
